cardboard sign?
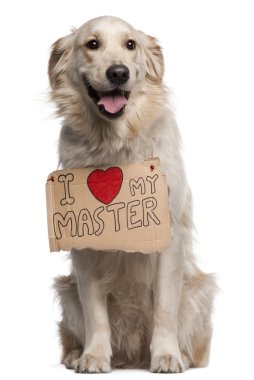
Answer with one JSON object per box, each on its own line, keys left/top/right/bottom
{"left": 46, "top": 158, "right": 171, "bottom": 254}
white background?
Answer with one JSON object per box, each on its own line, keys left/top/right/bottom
{"left": 1, "top": 0, "right": 254, "bottom": 379}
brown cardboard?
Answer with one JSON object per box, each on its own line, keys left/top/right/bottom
{"left": 46, "top": 158, "right": 171, "bottom": 254}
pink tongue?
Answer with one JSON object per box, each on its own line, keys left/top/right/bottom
{"left": 98, "top": 95, "right": 127, "bottom": 114}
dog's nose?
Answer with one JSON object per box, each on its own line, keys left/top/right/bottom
{"left": 106, "top": 65, "right": 130, "bottom": 85}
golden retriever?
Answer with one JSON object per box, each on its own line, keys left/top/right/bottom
{"left": 48, "top": 16, "right": 216, "bottom": 373}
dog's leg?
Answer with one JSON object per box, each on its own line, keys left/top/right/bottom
{"left": 150, "top": 226, "right": 185, "bottom": 373}
{"left": 54, "top": 275, "right": 84, "bottom": 369}
{"left": 178, "top": 272, "right": 216, "bottom": 369}
{"left": 71, "top": 250, "right": 112, "bottom": 373}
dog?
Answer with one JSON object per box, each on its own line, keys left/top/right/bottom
{"left": 48, "top": 16, "right": 216, "bottom": 373}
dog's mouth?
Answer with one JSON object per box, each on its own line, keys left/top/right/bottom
{"left": 83, "top": 78, "right": 130, "bottom": 119}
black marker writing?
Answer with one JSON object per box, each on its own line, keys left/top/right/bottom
{"left": 58, "top": 173, "right": 75, "bottom": 205}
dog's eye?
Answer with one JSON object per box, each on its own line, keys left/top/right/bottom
{"left": 126, "top": 40, "right": 136, "bottom": 50}
{"left": 86, "top": 39, "right": 100, "bottom": 50}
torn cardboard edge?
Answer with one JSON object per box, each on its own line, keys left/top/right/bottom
{"left": 46, "top": 158, "right": 171, "bottom": 254}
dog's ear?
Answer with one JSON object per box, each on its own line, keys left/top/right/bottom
{"left": 139, "top": 32, "right": 164, "bottom": 84}
{"left": 48, "top": 33, "right": 74, "bottom": 87}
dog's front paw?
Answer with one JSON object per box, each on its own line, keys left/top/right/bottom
{"left": 150, "top": 354, "right": 184, "bottom": 373}
{"left": 62, "top": 349, "right": 82, "bottom": 369}
{"left": 73, "top": 353, "right": 111, "bottom": 373}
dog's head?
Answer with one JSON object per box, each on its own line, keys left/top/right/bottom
{"left": 48, "top": 16, "right": 166, "bottom": 137}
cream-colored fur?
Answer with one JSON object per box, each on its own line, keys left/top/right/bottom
{"left": 49, "top": 16, "right": 216, "bottom": 373}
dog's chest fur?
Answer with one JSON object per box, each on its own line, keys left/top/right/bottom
{"left": 59, "top": 123, "right": 157, "bottom": 168}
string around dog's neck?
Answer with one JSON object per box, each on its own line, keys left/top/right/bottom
{"left": 150, "top": 139, "right": 157, "bottom": 159}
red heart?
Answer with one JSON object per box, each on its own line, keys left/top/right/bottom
{"left": 87, "top": 167, "right": 123, "bottom": 205}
